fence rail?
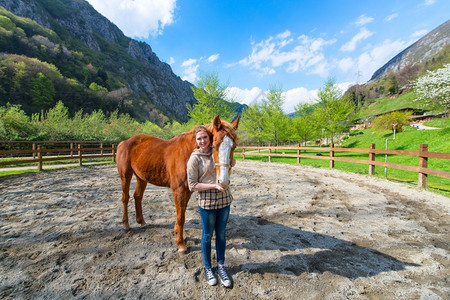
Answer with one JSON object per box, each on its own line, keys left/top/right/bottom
{"left": 1, "top": 141, "right": 449, "bottom": 189}
{"left": 237, "top": 143, "right": 450, "bottom": 188}
{"left": 0, "top": 141, "right": 116, "bottom": 171}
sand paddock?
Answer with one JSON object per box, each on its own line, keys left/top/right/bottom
{"left": 0, "top": 161, "right": 448, "bottom": 299}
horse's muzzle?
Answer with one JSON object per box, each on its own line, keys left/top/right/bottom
{"left": 218, "top": 179, "right": 230, "bottom": 189}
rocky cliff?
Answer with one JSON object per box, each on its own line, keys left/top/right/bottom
{"left": 0, "top": 0, "right": 196, "bottom": 122}
{"left": 370, "top": 20, "right": 450, "bottom": 81}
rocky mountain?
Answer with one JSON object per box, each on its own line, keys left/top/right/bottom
{"left": 0, "top": 0, "right": 196, "bottom": 123}
{"left": 370, "top": 20, "right": 450, "bottom": 81}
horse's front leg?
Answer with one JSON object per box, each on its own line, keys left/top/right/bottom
{"left": 172, "top": 188, "right": 191, "bottom": 254}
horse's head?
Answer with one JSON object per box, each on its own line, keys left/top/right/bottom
{"left": 209, "top": 115, "right": 240, "bottom": 189}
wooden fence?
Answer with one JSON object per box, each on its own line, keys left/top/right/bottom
{"left": 0, "top": 141, "right": 117, "bottom": 171}
{"left": 1, "top": 141, "right": 449, "bottom": 189}
{"left": 237, "top": 143, "right": 450, "bottom": 188}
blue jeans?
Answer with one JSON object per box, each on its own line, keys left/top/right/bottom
{"left": 198, "top": 205, "right": 230, "bottom": 269}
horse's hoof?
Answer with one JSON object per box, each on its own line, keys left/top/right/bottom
{"left": 123, "top": 224, "right": 130, "bottom": 231}
{"left": 178, "top": 247, "right": 188, "bottom": 256}
{"left": 140, "top": 222, "right": 147, "bottom": 227}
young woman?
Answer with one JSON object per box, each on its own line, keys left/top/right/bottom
{"left": 186, "top": 125, "right": 235, "bottom": 287}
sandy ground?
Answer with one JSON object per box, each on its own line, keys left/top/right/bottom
{"left": 0, "top": 161, "right": 449, "bottom": 299}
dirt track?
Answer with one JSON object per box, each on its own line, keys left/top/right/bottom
{"left": 0, "top": 161, "right": 449, "bottom": 299}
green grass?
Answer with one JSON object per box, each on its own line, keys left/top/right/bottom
{"left": 0, "top": 159, "right": 115, "bottom": 176}
{"left": 356, "top": 92, "right": 420, "bottom": 119}
{"left": 237, "top": 126, "right": 450, "bottom": 197}
{"left": 424, "top": 117, "right": 450, "bottom": 128}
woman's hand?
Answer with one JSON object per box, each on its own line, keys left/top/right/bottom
{"left": 215, "top": 183, "right": 225, "bottom": 191}
{"left": 231, "top": 159, "right": 236, "bottom": 167}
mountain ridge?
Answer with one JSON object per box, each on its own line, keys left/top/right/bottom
{"left": 370, "top": 20, "right": 450, "bottom": 81}
{"left": 0, "top": 0, "right": 196, "bottom": 123}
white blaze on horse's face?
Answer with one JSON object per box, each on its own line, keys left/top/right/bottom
{"left": 216, "top": 135, "right": 234, "bottom": 189}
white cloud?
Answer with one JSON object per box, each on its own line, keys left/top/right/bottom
{"left": 309, "top": 61, "right": 330, "bottom": 77}
{"left": 411, "top": 29, "right": 428, "bottom": 38}
{"left": 168, "top": 57, "right": 175, "bottom": 65}
{"left": 277, "top": 30, "right": 292, "bottom": 39}
{"left": 207, "top": 54, "right": 220, "bottom": 63}
{"left": 356, "top": 39, "right": 409, "bottom": 81}
{"left": 86, "top": 0, "right": 176, "bottom": 38}
{"left": 338, "top": 57, "right": 355, "bottom": 73}
{"left": 425, "top": 0, "right": 436, "bottom": 5}
{"left": 335, "top": 82, "right": 355, "bottom": 93}
{"left": 355, "top": 14, "right": 374, "bottom": 26}
{"left": 228, "top": 82, "right": 356, "bottom": 114}
{"left": 179, "top": 54, "right": 221, "bottom": 82}
{"left": 181, "top": 58, "right": 199, "bottom": 82}
{"left": 385, "top": 13, "right": 399, "bottom": 22}
{"left": 238, "top": 31, "right": 335, "bottom": 78}
{"left": 227, "top": 86, "right": 320, "bottom": 114}
{"left": 340, "top": 27, "right": 374, "bottom": 52}
{"left": 285, "top": 87, "right": 318, "bottom": 113}
{"left": 226, "top": 87, "right": 264, "bottom": 106}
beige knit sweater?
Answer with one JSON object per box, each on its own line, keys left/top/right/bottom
{"left": 186, "top": 148, "right": 216, "bottom": 191}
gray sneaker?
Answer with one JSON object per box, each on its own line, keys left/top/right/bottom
{"left": 205, "top": 268, "right": 217, "bottom": 286}
{"left": 217, "top": 264, "right": 231, "bottom": 287}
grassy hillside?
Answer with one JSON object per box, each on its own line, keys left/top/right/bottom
{"left": 355, "top": 92, "right": 421, "bottom": 119}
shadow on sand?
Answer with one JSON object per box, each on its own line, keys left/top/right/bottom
{"left": 223, "top": 215, "right": 418, "bottom": 279}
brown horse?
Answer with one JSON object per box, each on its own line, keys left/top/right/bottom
{"left": 116, "top": 115, "right": 240, "bottom": 253}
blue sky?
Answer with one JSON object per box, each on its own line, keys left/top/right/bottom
{"left": 86, "top": 0, "right": 449, "bottom": 113}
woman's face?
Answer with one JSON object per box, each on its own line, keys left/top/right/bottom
{"left": 196, "top": 130, "right": 210, "bottom": 151}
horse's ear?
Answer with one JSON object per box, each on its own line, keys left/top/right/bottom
{"left": 213, "top": 115, "right": 222, "bottom": 130}
{"left": 232, "top": 116, "right": 240, "bottom": 130}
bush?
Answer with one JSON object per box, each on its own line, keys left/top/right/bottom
{"left": 0, "top": 103, "right": 38, "bottom": 140}
{"left": 372, "top": 111, "right": 412, "bottom": 132}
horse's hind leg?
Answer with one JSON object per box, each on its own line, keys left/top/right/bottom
{"left": 134, "top": 177, "right": 148, "bottom": 226}
{"left": 119, "top": 171, "right": 132, "bottom": 230}
{"left": 172, "top": 187, "right": 191, "bottom": 254}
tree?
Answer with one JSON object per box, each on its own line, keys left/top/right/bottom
{"left": 260, "top": 86, "right": 290, "bottom": 146}
{"left": 240, "top": 101, "right": 267, "bottom": 145}
{"left": 103, "top": 110, "right": 142, "bottom": 140}
{"left": 0, "top": 104, "right": 37, "bottom": 140}
{"left": 411, "top": 64, "right": 450, "bottom": 115}
{"left": 315, "top": 78, "right": 355, "bottom": 144}
{"left": 39, "top": 100, "right": 72, "bottom": 140}
{"left": 31, "top": 72, "right": 55, "bottom": 108}
{"left": 187, "top": 72, "right": 235, "bottom": 124}
{"left": 292, "top": 102, "right": 318, "bottom": 146}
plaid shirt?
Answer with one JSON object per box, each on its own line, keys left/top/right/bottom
{"left": 187, "top": 148, "right": 233, "bottom": 210}
{"left": 198, "top": 188, "right": 233, "bottom": 210}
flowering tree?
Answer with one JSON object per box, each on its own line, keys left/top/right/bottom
{"left": 411, "top": 64, "right": 450, "bottom": 114}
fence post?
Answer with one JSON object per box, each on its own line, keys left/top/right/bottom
{"left": 329, "top": 143, "right": 334, "bottom": 168}
{"left": 100, "top": 142, "right": 104, "bottom": 156}
{"left": 37, "top": 145, "right": 42, "bottom": 171}
{"left": 268, "top": 144, "right": 271, "bottom": 163}
{"left": 297, "top": 143, "right": 300, "bottom": 164}
{"left": 111, "top": 144, "right": 116, "bottom": 162}
{"left": 32, "top": 142, "right": 36, "bottom": 159}
{"left": 242, "top": 147, "right": 245, "bottom": 161}
{"left": 369, "top": 143, "right": 375, "bottom": 175}
{"left": 418, "top": 144, "right": 428, "bottom": 188}
{"left": 78, "top": 144, "right": 82, "bottom": 166}
{"left": 70, "top": 142, "right": 74, "bottom": 157}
